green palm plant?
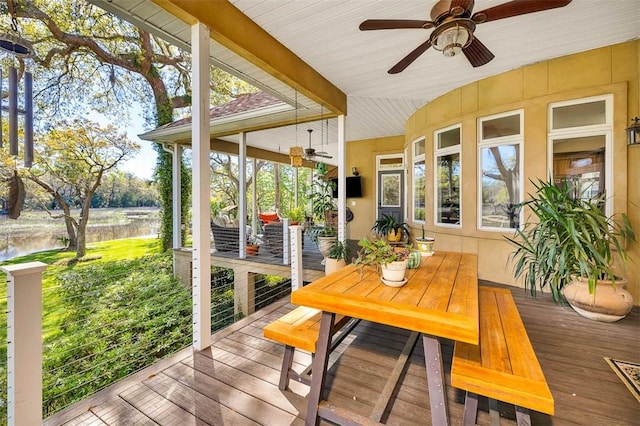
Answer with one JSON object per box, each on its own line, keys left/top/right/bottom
{"left": 506, "top": 178, "right": 635, "bottom": 302}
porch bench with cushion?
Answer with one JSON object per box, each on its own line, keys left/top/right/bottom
{"left": 263, "top": 306, "right": 358, "bottom": 390}
{"left": 211, "top": 216, "right": 240, "bottom": 252}
{"left": 451, "top": 286, "right": 554, "bottom": 426}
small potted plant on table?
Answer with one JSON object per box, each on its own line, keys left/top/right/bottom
{"left": 355, "top": 237, "right": 411, "bottom": 287}
{"left": 415, "top": 225, "right": 435, "bottom": 256}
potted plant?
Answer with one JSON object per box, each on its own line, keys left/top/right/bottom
{"left": 355, "top": 237, "right": 411, "bottom": 286}
{"left": 415, "top": 225, "right": 435, "bottom": 256}
{"left": 325, "top": 239, "right": 351, "bottom": 275}
{"left": 506, "top": 178, "right": 636, "bottom": 322}
{"left": 372, "top": 214, "right": 410, "bottom": 242}
{"left": 286, "top": 206, "right": 306, "bottom": 225}
{"left": 246, "top": 235, "right": 260, "bottom": 256}
{"left": 308, "top": 224, "right": 337, "bottom": 258}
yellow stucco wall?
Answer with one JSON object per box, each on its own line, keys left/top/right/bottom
{"left": 401, "top": 40, "right": 640, "bottom": 303}
{"left": 344, "top": 135, "right": 405, "bottom": 240}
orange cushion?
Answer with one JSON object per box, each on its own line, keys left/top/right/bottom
{"left": 259, "top": 213, "right": 280, "bottom": 223}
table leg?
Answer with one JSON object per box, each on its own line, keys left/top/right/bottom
{"left": 423, "top": 334, "right": 449, "bottom": 426}
{"left": 305, "top": 311, "right": 335, "bottom": 426}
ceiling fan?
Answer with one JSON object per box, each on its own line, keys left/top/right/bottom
{"left": 304, "top": 129, "right": 332, "bottom": 160}
{"left": 359, "top": 0, "right": 572, "bottom": 73}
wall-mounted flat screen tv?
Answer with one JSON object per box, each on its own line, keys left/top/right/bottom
{"left": 330, "top": 176, "right": 362, "bottom": 198}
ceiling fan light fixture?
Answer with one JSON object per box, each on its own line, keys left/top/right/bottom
{"left": 434, "top": 24, "right": 470, "bottom": 57}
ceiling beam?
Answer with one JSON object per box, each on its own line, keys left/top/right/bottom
{"left": 152, "top": 0, "right": 347, "bottom": 115}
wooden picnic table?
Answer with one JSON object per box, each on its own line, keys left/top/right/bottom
{"left": 291, "top": 251, "right": 479, "bottom": 425}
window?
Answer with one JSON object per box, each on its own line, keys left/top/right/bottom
{"left": 478, "top": 111, "right": 523, "bottom": 230}
{"left": 434, "top": 125, "right": 461, "bottom": 227}
{"left": 412, "top": 138, "right": 426, "bottom": 222}
{"left": 548, "top": 95, "right": 612, "bottom": 215}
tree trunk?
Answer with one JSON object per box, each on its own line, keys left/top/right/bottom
{"left": 148, "top": 73, "right": 188, "bottom": 251}
{"left": 59, "top": 201, "right": 77, "bottom": 250}
{"left": 75, "top": 194, "right": 93, "bottom": 258}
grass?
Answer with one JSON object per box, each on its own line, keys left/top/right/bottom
{"left": 0, "top": 236, "right": 177, "bottom": 420}
{"left": 0, "top": 237, "right": 162, "bottom": 341}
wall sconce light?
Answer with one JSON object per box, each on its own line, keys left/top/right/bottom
{"left": 627, "top": 117, "right": 640, "bottom": 146}
{"left": 352, "top": 167, "right": 359, "bottom": 176}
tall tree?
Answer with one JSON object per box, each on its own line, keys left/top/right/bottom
{"left": 26, "top": 118, "right": 139, "bottom": 258}
{"left": 9, "top": 0, "right": 252, "bottom": 250}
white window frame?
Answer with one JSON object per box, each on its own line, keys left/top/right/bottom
{"left": 477, "top": 109, "right": 524, "bottom": 232}
{"left": 434, "top": 123, "right": 462, "bottom": 228}
{"left": 547, "top": 95, "right": 613, "bottom": 216}
{"left": 412, "top": 137, "right": 426, "bottom": 224}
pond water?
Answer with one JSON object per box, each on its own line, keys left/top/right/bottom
{"left": 0, "top": 207, "right": 160, "bottom": 262}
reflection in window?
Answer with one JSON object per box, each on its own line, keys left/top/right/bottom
{"left": 381, "top": 173, "right": 401, "bottom": 207}
{"left": 436, "top": 153, "right": 460, "bottom": 224}
{"left": 413, "top": 160, "right": 425, "bottom": 221}
{"left": 549, "top": 96, "right": 611, "bottom": 216}
{"left": 480, "top": 144, "right": 520, "bottom": 228}
{"left": 553, "top": 140, "right": 605, "bottom": 205}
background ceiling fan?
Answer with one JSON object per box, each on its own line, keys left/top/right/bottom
{"left": 359, "top": 0, "right": 572, "bottom": 73}
{"left": 304, "top": 128, "right": 332, "bottom": 161}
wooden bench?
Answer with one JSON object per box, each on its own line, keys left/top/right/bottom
{"left": 451, "top": 286, "right": 554, "bottom": 426}
{"left": 263, "top": 306, "right": 358, "bottom": 390}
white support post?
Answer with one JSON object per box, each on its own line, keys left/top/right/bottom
{"left": 172, "top": 144, "right": 183, "bottom": 250}
{"left": 252, "top": 158, "right": 258, "bottom": 237}
{"left": 337, "top": 115, "right": 347, "bottom": 241}
{"left": 191, "top": 22, "right": 211, "bottom": 351}
{"left": 233, "top": 268, "right": 255, "bottom": 317}
{"left": 1, "top": 262, "right": 47, "bottom": 426}
{"left": 294, "top": 166, "right": 299, "bottom": 207}
{"left": 289, "top": 225, "right": 303, "bottom": 291}
{"left": 282, "top": 218, "right": 290, "bottom": 265}
{"left": 239, "top": 132, "right": 247, "bottom": 259}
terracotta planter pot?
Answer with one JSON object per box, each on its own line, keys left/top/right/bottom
{"left": 563, "top": 276, "right": 633, "bottom": 322}
{"left": 246, "top": 245, "right": 259, "bottom": 256}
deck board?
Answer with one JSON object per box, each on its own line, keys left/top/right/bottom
{"left": 45, "top": 282, "right": 640, "bottom": 426}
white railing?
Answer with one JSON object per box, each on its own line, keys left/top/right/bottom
{"left": 1, "top": 262, "right": 47, "bottom": 426}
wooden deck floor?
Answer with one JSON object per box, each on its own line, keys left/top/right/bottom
{"left": 45, "top": 282, "right": 640, "bottom": 426}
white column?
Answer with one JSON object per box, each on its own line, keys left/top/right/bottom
{"left": 239, "top": 132, "right": 247, "bottom": 258}
{"left": 294, "top": 167, "right": 299, "bottom": 207}
{"left": 1, "top": 262, "right": 47, "bottom": 426}
{"left": 252, "top": 158, "right": 258, "bottom": 236}
{"left": 191, "top": 22, "right": 211, "bottom": 351}
{"left": 282, "top": 218, "right": 290, "bottom": 265}
{"left": 172, "top": 144, "right": 183, "bottom": 249}
{"left": 337, "top": 115, "right": 347, "bottom": 241}
{"left": 289, "top": 225, "right": 303, "bottom": 290}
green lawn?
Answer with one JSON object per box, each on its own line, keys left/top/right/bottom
{"left": 0, "top": 237, "right": 202, "bottom": 420}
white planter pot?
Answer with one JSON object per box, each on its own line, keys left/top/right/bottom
{"left": 325, "top": 258, "right": 346, "bottom": 275}
{"left": 381, "top": 260, "right": 407, "bottom": 283}
{"left": 316, "top": 236, "right": 336, "bottom": 258}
